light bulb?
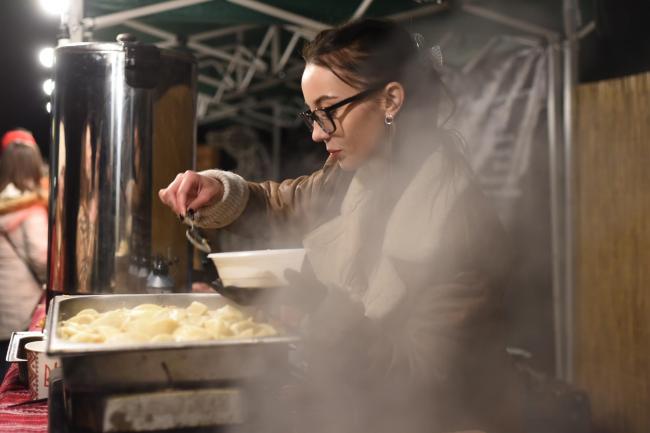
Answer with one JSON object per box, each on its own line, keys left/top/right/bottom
{"left": 38, "top": 0, "right": 70, "bottom": 16}
{"left": 42, "top": 79, "right": 55, "bottom": 96}
{"left": 38, "top": 47, "right": 55, "bottom": 68}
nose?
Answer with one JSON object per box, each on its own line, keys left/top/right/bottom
{"left": 311, "top": 122, "right": 330, "bottom": 143}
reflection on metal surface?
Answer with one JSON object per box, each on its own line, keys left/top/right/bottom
{"left": 48, "top": 40, "right": 196, "bottom": 298}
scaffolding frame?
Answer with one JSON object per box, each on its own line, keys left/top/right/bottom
{"left": 60, "top": 0, "right": 589, "bottom": 381}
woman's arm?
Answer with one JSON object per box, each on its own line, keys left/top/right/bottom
{"left": 16, "top": 207, "right": 49, "bottom": 282}
{"left": 196, "top": 157, "right": 350, "bottom": 241}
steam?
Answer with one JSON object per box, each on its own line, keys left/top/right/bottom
{"left": 204, "top": 32, "right": 552, "bottom": 433}
{"left": 204, "top": 116, "right": 521, "bottom": 433}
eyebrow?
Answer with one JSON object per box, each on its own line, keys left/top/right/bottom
{"left": 313, "top": 95, "right": 337, "bottom": 107}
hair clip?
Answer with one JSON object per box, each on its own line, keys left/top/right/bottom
{"left": 412, "top": 33, "right": 444, "bottom": 73}
{"left": 430, "top": 45, "right": 444, "bottom": 72}
{"left": 413, "top": 33, "right": 426, "bottom": 50}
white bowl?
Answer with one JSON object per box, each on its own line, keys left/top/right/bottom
{"left": 208, "top": 248, "right": 305, "bottom": 288}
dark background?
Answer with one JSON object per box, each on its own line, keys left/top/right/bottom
{"left": 0, "top": 0, "right": 59, "bottom": 158}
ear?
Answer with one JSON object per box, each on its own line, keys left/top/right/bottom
{"left": 383, "top": 82, "right": 405, "bottom": 118}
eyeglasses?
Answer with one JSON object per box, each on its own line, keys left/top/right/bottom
{"left": 299, "top": 86, "right": 383, "bottom": 135}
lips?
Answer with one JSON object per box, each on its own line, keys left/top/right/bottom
{"left": 327, "top": 149, "right": 342, "bottom": 157}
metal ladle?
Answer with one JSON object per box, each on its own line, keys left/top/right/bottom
{"left": 185, "top": 216, "right": 212, "bottom": 253}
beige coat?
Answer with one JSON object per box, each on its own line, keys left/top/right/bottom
{"left": 198, "top": 142, "right": 524, "bottom": 433}
{"left": 0, "top": 187, "right": 47, "bottom": 339}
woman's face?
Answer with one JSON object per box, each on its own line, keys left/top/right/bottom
{"left": 301, "top": 63, "right": 386, "bottom": 171}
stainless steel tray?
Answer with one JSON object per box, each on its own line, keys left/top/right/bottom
{"left": 6, "top": 331, "right": 45, "bottom": 385}
{"left": 7, "top": 331, "right": 44, "bottom": 362}
{"left": 46, "top": 293, "right": 297, "bottom": 390}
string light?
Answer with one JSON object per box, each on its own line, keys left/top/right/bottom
{"left": 38, "top": 47, "right": 55, "bottom": 68}
{"left": 42, "top": 79, "right": 55, "bottom": 96}
{"left": 38, "top": 0, "right": 70, "bottom": 16}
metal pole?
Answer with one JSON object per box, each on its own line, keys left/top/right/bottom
{"left": 189, "top": 24, "right": 255, "bottom": 42}
{"left": 84, "top": 0, "right": 212, "bottom": 30}
{"left": 461, "top": 3, "right": 559, "bottom": 40}
{"left": 562, "top": 0, "right": 579, "bottom": 384}
{"left": 351, "top": 0, "right": 375, "bottom": 20}
{"left": 62, "top": 0, "right": 84, "bottom": 43}
{"left": 271, "top": 25, "right": 280, "bottom": 73}
{"left": 123, "top": 20, "right": 175, "bottom": 41}
{"left": 187, "top": 41, "right": 265, "bottom": 71}
{"left": 221, "top": 63, "right": 303, "bottom": 102}
{"left": 389, "top": 2, "right": 449, "bottom": 22}
{"left": 272, "top": 103, "right": 281, "bottom": 180}
{"left": 283, "top": 24, "right": 317, "bottom": 41}
{"left": 277, "top": 33, "right": 301, "bottom": 73}
{"left": 239, "top": 27, "right": 276, "bottom": 91}
{"left": 547, "top": 40, "right": 566, "bottom": 380}
{"left": 198, "top": 74, "right": 225, "bottom": 89}
{"left": 225, "top": 0, "right": 329, "bottom": 32}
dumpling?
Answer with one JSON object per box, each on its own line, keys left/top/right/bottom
{"left": 173, "top": 325, "right": 211, "bottom": 342}
{"left": 186, "top": 301, "right": 208, "bottom": 317}
{"left": 128, "top": 304, "right": 166, "bottom": 321}
{"left": 93, "top": 309, "right": 128, "bottom": 329}
{"left": 69, "top": 330, "right": 103, "bottom": 343}
{"left": 254, "top": 324, "right": 277, "bottom": 337}
{"left": 203, "top": 318, "right": 233, "bottom": 339}
{"left": 230, "top": 318, "right": 256, "bottom": 335}
{"left": 66, "top": 313, "right": 96, "bottom": 325}
{"left": 124, "top": 317, "right": 178, "bottom": 339}
{"left": 150, "top": 333, "right": 175, "bottom": 343}
{"left": 105, "top": 331, "right": 149, "bottom": 344}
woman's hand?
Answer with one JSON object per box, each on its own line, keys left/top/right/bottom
{"left": 158, "top": 170, "right": 224, "bottom": 217}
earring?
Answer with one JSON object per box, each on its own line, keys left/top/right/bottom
{"left": 385, "top": 114, "right": 394, "bottom": 126}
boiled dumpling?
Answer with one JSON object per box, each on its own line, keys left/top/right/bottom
{"left": 106, "top": 331, "right": 149, "bottom": 344}
{"left": 186, "top": 301, "right": 208, "bottom": 317}
{"left": 93, "top": 309, "right": 128, "bottom": 329}
{"left": 124, "top": 317, "right": 178, "bottom": 339}
{"left": 174, "top": 325, "right": 211, "bottom": 342}
{"left": 151, "top": 333, "right": 175, "bottom": 343}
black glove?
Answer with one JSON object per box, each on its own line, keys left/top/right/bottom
{"left": 281, "top": 261, "right": 369, "bottom": 354}
{"left": 280, "top": 260, "right": 328, "bottom": 313}
{"left": 301, "top": 285, "right": 366, "bottom": 347}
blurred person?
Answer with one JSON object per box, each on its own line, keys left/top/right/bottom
{"left": 160, "top": 19, "right": 521, "bottom": 433}
{"left": 0, "top": 129, "right": 48, "bottom": 380}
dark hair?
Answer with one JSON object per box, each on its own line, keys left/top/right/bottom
{"left": 302, "top": 18, "right": 445, "bottom": 121}
{"left": 0, "top": 143, "right": 44, "bottom": 193}
{"left": 303, "top": 18, "right": 467, "bottom": 177}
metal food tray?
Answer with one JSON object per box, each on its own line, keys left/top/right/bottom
{"left": 6, "top": 331, "right": 45, "bottom": 385}
{"left": 46, "top": 293, "right": 298, "bottom": 391}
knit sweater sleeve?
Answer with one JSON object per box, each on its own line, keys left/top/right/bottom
{"left": 190, "top": 169, "right": 250, "bottom": 229}
{"left": 190, "top": 157, "right": 349, "bottom": 241}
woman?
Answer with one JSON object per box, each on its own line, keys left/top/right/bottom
{"left": 160, "top": 19, "right": 522, "bottom": 433}
{"left": 0, "top": 130, "right": 48, "bottom": 380}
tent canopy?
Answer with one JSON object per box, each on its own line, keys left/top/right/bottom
{"left": 77, "top": 0, "right": 593, "bottom": 128}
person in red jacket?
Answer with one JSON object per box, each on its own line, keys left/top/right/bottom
{"left": 0, "top": 129, "right": 48, "bottom": 380}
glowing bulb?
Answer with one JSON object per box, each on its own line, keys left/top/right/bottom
{"left": 39, "top": 47, "right": 55, "bottom": 68}
{"left": 39, "top": 0, "right": 70, "bottom": 15}
{"left": 46, "top": 102, "right": 52, "bottom": 113}
{"left": 42, "top": 79, "right": 55, "bottom": 96}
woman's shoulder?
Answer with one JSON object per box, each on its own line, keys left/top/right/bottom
{"left": 0, "top": 200, "right": 48, "bottom": 234}
{"left": 280, "top": 155, "right": 351, "bottom": 197}
{"left": 0, "top": 188, "right": 47, "bottom": 215}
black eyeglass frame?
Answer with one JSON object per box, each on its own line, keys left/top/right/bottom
{"left": 299, "top": 85, "right": 385, "bottom": 135}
